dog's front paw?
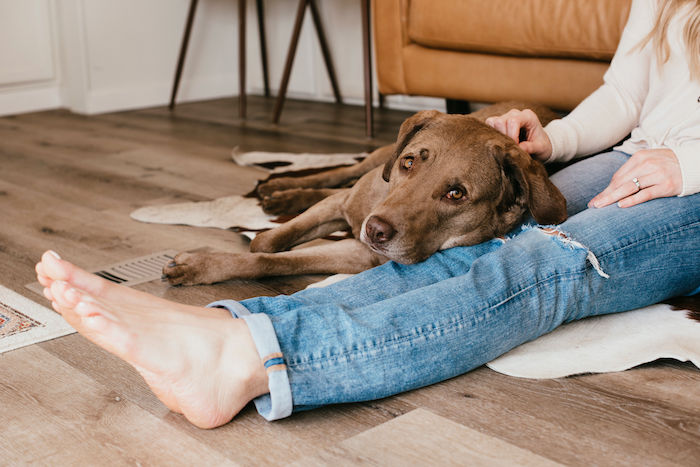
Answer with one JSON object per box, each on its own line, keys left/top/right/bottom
{"left": 261, "top": 189, "right": 310, "bottom": 216}
{"left": 162, "top": 252, "right": 221, "bottom": 286}
{"left": 249, "top": 230, "right": 287, "bottom": 253}
{"left": 257, "top": 177, "right": 299, "bottom": 198}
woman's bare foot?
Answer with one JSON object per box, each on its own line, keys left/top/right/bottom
{"left": 35, "top": 251, "right": 269, "bottom": 429}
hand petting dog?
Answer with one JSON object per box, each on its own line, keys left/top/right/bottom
{"left": 486, "top": 108, "right": 553, "bottom": 162}
{"left": 486, "top": 110, "right": 683, "bottom": 209}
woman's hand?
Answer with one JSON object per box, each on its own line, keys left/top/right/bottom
{"left": 485, "top": 108, "right": 553, "bottom": 161}
{"left": 589, "top": 148, "right": 682, "bottom": 209}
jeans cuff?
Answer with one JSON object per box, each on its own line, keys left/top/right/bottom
{"left": 207, "top": 299, "right": 293, "bottom": 421}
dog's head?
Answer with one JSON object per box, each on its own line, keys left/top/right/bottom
{"left": 360, "top": 110, "right": 567, "bottom": 263}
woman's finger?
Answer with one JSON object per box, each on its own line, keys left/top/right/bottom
{"left": 591, "top": 168, "right": 662, "bottom": 207}
{"left": 506, "top": 117, "right": 522, "bottom": 142}
{"left": 590, "top": 153, "right": 649, "bottom": 207}
{"left": 607, "top": 155, "right": 652, "bottom": 188}
{"left": 486, "top": 117, "right": 505, "bottom": 135}
{"left": 590, "top": 178, "right": 641, "bottom": 208}
{"left": 617, "top": 183, "right": 665, "bottom": 208}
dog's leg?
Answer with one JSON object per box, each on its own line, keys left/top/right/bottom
{"left": 163, "top": 239, "right": 387, "bottom": 285}
{"left": 257, "top": 144, "right": 395, "bottom": 197}
{"left": 261, "top": 187, "right": 345, "bottom": 215}
{"left": 251, "top": 189, "right": 353, "bottom": 253}
{"left": 163, "top": 190, "right": 358, "bottom": 285}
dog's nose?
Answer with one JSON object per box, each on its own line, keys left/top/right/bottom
{"left": 365, "top": 216, "right": 396, "bottom": 244}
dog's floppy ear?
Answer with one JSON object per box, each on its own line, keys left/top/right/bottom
{"left": 491, "top": 143, "right": 531, "bottom": 229}
{"left": 493, "top": 143, "right": 567, "bottom": 226}
{"left": 382, "top": 110, "right": 441, "bottom": 182}
{"left": 520, "top": 152, "right": 567, "bottom": 225}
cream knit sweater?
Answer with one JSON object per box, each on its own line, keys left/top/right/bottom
{"left": 544, "top": 0, "right": 700, "bottom": 196}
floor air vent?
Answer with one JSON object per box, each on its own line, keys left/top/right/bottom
{"left": 26, "top": 250, "right": 178, "bottom": 297}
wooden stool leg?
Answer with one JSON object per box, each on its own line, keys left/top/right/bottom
{"left": 256, "top": 0, "right": 271, "bottom": 98}
{"left": 238, "top": 0, "right": 247, "bottom": 118}
{"left": 170, "top": 0, "right": 199, "bottom": 110}
{"left": 272, "top": 0, "right": 309, "bottom": 124}
{"left": 308, "top": 0, "right": 342, "bottom": 104}
{"left": 361, "top": 0, "right": 373, "bottom": 138}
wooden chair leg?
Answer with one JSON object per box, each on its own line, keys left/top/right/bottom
{"left": 361, "top": 0, "right": 373, "bottom": 138}
{"left": 170, "top": 0, "right": 199, "bottom": 110}
{"left": 272, "top": 0, "right": 309, "bottom": 124}
{"left": 308, "top": 0, "right": 342, "bottom": 104}
{"left": 256, "top": 0, "right": 271, "bottom": 98}
{"left": 238, "top": 0, "right": 247, "bottom": 118}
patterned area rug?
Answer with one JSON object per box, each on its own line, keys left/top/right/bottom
{"left": 0, "top": 285, "right": 75, "bottom": 354}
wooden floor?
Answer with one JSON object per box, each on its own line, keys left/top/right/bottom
{"left": 1, "top": 96, "right": 698, "bottom": 465}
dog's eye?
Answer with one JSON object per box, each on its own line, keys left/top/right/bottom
{"left": 445, "top": 187, "right": 466, "bottom": 200}
{"left": 401, "top": 156, "right": 415, "bottom": 170}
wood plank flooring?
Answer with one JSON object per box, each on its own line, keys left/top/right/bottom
{"left": 1, "top": 96, "right": 698, "bottom": 465}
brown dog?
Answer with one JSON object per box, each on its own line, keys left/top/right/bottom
{"left": 256, "top": 102, "right": 559, "bottom": 216}
{"left": 162, "top": 105, "right": 567, "bottom": 285}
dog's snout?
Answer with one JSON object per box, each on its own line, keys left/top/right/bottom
{"left": 365, "top": 216, "right": 396, "bottom": 244}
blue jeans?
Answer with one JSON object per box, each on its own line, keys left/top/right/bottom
{"left": 210, "top": 151, "right": 700, "bottom": 420}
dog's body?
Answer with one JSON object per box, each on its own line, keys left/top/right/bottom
{"left": 163, "top": 103, "right": 567, "bottom": 285}
{"left": 256, "top": 102, "right": 559, "bottom": 216}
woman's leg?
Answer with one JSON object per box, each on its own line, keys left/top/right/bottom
{"left": 243, "top": 150, "right": 630, "bottom": 314}
{"left": 206, "top": 149, "right": 649, "bottom": 417}
{"left": 238, "top": 238, "right": 503, "bottom": 315}
{"left": 549, "top": 150, "right": 629, "bottom": 216}
{"left": 36, "top": 252, "right": 270, "bottom": 429}
{"left": 37, "top": 151, "right": 697, "bottom": 425}
{"left": 231, "top": 191, "right": 699, "bottom": 415}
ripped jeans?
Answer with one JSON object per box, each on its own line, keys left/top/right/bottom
{"left": 210, "top": 151, "right": 700, "bottom": 420}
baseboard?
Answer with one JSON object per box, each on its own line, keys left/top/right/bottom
{"left": 0, "top": 84, "right": 62, "bottom": 117}
{"left": 78, "top": 73, "right": 239, "bottom": 115}
{"left": 0, "top": 76, "right": 448, "bottom": 118}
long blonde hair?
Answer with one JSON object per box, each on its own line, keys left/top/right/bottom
{"left": 636, "top": 0, "right": 700, "bottom": 80}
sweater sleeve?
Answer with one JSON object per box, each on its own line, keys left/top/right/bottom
{"left": 670, "top": 142, "right": 700, "bottom": 196}
{"left": 544, "top": 0, "right": 655, "bottom": 163}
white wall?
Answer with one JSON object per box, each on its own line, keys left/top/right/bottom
{"left": 0, "top": 0, "right": 442, "bottom": 117}
{"left": 0, "top": 0, "right": 62, "bottom": 115}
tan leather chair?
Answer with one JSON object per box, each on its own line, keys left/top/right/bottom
{"left": 373, "top": 0, "right": 632, "bottom": 111}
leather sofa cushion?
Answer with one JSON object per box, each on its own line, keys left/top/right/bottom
{"left": 401, "top": 44, "right": 609, "bottom": 110}
{"left": 407, "top": 0, "right": 631, "bottom": 61}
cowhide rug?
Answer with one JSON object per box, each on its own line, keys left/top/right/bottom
{"left": 487, "top": 301, "right": 700, "bottom": 378}
{"left": 130, "top": 149, "right": 700, "bottom": 379}
{"left": 131, "top": 195, "right": 282, "bottom": 234}
{"left": 131, "top": 148, "right": 365, "bottom": 235}
{"left": 231, "top": 146, "right": 367, "bottom": 174}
